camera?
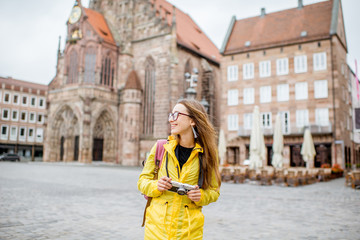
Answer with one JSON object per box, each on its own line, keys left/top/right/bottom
{"left": 168, "top": 181, "right": 196, "bottom": 195}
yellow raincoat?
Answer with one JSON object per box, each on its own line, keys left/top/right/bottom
{"left": 138, "top": 136, "right": 220, "bottom": 240}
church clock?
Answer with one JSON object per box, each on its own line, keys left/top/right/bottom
{"left": 69, "top": 6, "right": 82, "bottom": 24}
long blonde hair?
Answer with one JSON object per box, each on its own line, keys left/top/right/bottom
{"left": 177, "top": 99, "right": 221, "bottom": 189}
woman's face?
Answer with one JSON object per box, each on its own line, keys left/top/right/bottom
{"left": 169, "top": 104, "right": 194, "bottom": 136}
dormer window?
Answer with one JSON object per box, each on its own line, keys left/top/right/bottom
{"left": 300, "top": 31, "right": 307, "bottom": 37}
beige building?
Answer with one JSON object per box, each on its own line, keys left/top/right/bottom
{"left": 0, "top": 77, "right": 47, "bottom": 160}
{"left": 220, "top": 0, "right": 352, "bottom": 169}
{"left": 44, "top": 0, "right": 221, "bottom": 165}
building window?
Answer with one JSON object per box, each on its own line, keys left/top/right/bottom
{"left": 20, "top": 111, "right": 27, "bottom": 122}
{"left": 316, "top": 108, "right": 329, "bottom": 126}
{"left": 243, "top": 88, "right": 254, "bottom": 105}
{"left": 276, "top": 58, "right": 289, "bottom": 75}
{"left": 355, "top": 108, "right": 360, "bottom": 129}
{"left": 294, "top": 55, "right": 307, "bottom": 73}
{"left": 295, "top": 82, "right": 308, "bottom": 100}
{"left": 260, "top": 86, "right": 271, "bottom": 103}
{"left": 84, "top": 47, "right": 96, "bottom": 83}
{"left": 341, "top": 63, "right": 345, "bottom": 75}
{"left": 143, "top": 57, "right": 155, "bottom": 135}
{"left": 11, "top": 110, "right": 18, "bottom": 121}
{"left": 2, "top": 108, "right": 10, "bottom": 120}
{"left": 38, "top": 97, "right": 45, "bottom": 109}
{"left": 279, "top": 111, "right": 290, "bottom": 134}
{"left": 228, "top": 115, "right": 239, "bottom": 131}
{"left": 100, "top": 56, "right": 114, "bottom": 87}
{"left": 261, "top": 112, "right": 272, "bottom": 128}
{"left": 37, "top": 114, "right": 44, "bottom": 124}
{"left": 21, "top": 95, "right": 28, "bottom": 106}
{"left": 68, "top": 50, "right": 78, "bottom": 84}
{"left": 313, "top": 52, "right": 327, "bottom": 71}
{"left": 314, "top": 80, "right": 328, "bottom": 99}
{"left": 227, "top": 65, "right": 238, "bottom": 81}
{"left": 10, "top": 126, "right": 17, "bottom": 141}
{"left": 29, "top": 112, "right": 36, "bottom": 123}
{"left": 30, "top": 96, "right": 37, "bottom": 107}
{"left": 4, "top": 92, "right": 10, "bottom": 104}
{"left": 13, "top": 94, "right": 19, "bottom": 105}
{"left": 227, "top": 89, "right": 238, "bottom": 106}
{"left": 36, "top": 128, "right": 44, "bottom": 143}
{"left": 277, "top": 84, "right": 289, "bottom": 102}
{"left": 0, "top": 90, "right": 2, "bottom": 103}
{"left": 1, "top": 125, "right": 9, "bottom": 140}
{"left": 243, "top": 63, "right": 254, "bottom": 80}
{"left": 296, "top": 109, "right": 309, "bottom": 128}
{"left": 244, "top": 113, "right": 253, "bottom": 130}
{"left": 259, "top": 60, "right": 271, "bottom": 78}
{"left": 19, "top": 127, "right": 26, "bottom": 142}
{"left": 28, "top": 128, "right": 35, "bottom": 142}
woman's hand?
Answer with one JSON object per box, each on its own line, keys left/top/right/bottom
{"left": 187, "top": 185, "right": 201, "bottom": 202}
{"left": 157, "top": 176, "right": 172, "bottom": 192}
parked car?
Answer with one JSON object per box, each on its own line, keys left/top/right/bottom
{"left": 0, "top": 153, "right": 20, "bottom": 162}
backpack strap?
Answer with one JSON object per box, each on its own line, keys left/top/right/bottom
{"left": 141, "top": 139, "right": 167, "bottom": 227}
{"left": 198, "top": 153, "right": 204, "bottom": 188}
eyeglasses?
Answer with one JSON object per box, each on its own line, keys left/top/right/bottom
{"left": 168, "top": 111, "right": 191, "bottom": 121}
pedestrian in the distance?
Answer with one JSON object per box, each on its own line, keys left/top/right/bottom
{"left": 138, "top": 98, "right": 221, "bottom": 240}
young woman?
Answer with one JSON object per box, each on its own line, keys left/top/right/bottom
{"left": 138, "top": 99, "right": 221, "bottom": 240}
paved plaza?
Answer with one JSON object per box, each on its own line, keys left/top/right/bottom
{"left": 0, "top": 162, "right": 359, "bottom": 240}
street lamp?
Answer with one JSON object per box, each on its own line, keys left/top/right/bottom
{"left": 200, "top": 97, "right": 209, "bottom": 113}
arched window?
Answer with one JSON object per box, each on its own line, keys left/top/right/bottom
{"left": 100, "top": 55, "right": 114, "bottom": 87}
{"left": 68, "top": 50, "right": 78, "bottom": 84}
{"left": 143, "top": 57, "right": 155, "bottom": 135}
{"left": 84, "top": 47, "right": 96, "bottom": 83}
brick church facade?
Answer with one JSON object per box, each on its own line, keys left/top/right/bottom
{"left": 44, "top": 0, "right": 221, "bottom": 165}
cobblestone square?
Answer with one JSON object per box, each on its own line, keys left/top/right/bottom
{"left": 0, "top": 162, "right": 359, "bottom": 240}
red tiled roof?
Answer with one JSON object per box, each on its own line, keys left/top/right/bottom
{"left": 124, "top": 70, "right": 142, "bottom": 90}
{"left": 224, "top": 1, "right": 333, "bottom": 54}
{"left": 151, "top": 0, "right": 221, "bottom": 63}
{"left": 83, "top": 8, "right": 115, "bottom": 45}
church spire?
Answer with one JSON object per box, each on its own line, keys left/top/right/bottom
{"left": 57, "top": 36, "right": 61, "bottom": 54}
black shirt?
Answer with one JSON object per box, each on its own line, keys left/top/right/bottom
{"left": 175, "top": 144, "right": 193, "bottom": 170}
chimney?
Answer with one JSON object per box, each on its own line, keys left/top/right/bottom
{"left": 260, "top": 8, "right": 266, "bottom": 17}
{"left": 298, "top": 0, "right": 303, "bottom": 9}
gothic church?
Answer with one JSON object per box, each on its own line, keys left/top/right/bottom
{"left": 44, "top": 0, "right": 221, "bottom": 165}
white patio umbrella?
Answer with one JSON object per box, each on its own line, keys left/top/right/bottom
{"left": 301, "top": 128, "right": 316, "bottom": 169}
{"left": 272, "top": 114, "right": 284, "bottom": 168}
{"left": 249, "top": 106, "right": 266, "bottom": 169}
{"left": 218, "top": 129, "right": 227, "bottom": 165}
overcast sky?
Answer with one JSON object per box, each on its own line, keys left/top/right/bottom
{"left": 0, "top": 0, "right": 358, "bottom": 85}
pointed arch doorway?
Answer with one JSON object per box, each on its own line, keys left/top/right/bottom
{"left": 92, "top": 121, "right": 104, "bottom": 161}
{"left": 92, "top": 110, "right": 116, "bottom": 162}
